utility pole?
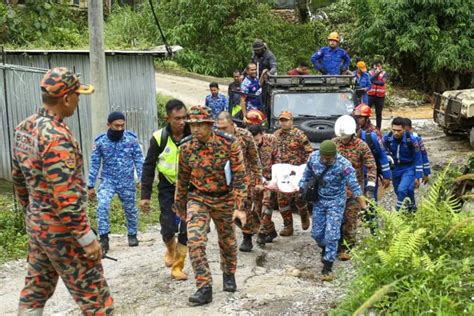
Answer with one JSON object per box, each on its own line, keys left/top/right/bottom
{"left": 88, "top": 0, "right": 109, "bottom": 138}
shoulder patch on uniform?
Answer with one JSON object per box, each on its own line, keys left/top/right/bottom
{"left": 178, "top": 135, "right": 193, "bottom": 146}
{"left": 125, "top": 130, "right": 138, "bottom": 138}
{"left": 94, "top": 132, "right": 107, "bottom": 142}
{"left": 216, "top": 130, "right": 235, "bottom": 141}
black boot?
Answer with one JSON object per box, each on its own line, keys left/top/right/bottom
{"left": 223, "top": 273, "right": 236, "bottom": 292}
{"left": 239, "top": 233, "right": 253, "bottom": 252}
{"left": 256, "top": 233, "right": 266, "bottom": 247}
{"left": 189, "top": 285, "right": 213, "bottom": 305}
{"left": 264, "top": 229, "right": 278, "bottom": 243}
{"left": 320, "top": 247, "right": 326, "bottom": 263}
{"left": 321, "top": 260, "right": 335, "bottom": 282}
{"left": 128, "top": 234, "right": 139, "bottom": 247}
{"left": 99, "top": 234, "right": 109, "bottom": 255}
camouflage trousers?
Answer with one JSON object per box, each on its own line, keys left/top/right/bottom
{"left": 19, "top": 236, "right": 113, "bottom": 315}
{"left": 277, "top": 192, "right": 308, "bottom": 227}
{"left": 340, "top": 197, "right": 361, "bottom": 251}
{"left": 253, "top": 189, "right": 276, "bottom": 234}
{"left": 240, "top": 185, "right": 260, "bottom": 235}
{"left": 186, "top": 192, "right": 237, "bottom": 288}
{"left": 311, "top": 195, "right": 346, "bottom": 262}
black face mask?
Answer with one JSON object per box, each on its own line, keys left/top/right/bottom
{"left": 107, "top": 129, "right": 124, "bottom": 142}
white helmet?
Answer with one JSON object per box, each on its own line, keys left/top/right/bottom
{"left": 334, "top": 115, "right": 356, "bottom": 137}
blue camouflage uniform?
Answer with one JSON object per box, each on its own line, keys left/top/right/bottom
{"left": 88, "top": 130, "right": 144, "bottom": 236}
{"left": 360, "top": 130, "right": 392, "bottom": 201}
{"left": 299, "top": 152, "right": 362, "bottom": 263}
{"left": 383, "top": 132, "right": 423, "bottom": 211}
{"left": 310, "top": 47, "right": 351, "bottom": 75}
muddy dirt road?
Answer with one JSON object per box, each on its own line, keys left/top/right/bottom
{"left": 0, "top": 72, "right": 470, "bottom": 315}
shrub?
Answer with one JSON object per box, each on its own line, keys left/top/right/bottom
{"left": 333, "top": 166, "right": 473, "bottom": 314}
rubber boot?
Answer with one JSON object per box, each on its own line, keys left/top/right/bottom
{"left": 171, "top": 243, "right": 188, "bottom": 281}
{"left": 223, "top": 273, "right": 237, "bottom": 292}
{"left": 128, "top": 234, "right": 139, "bottom": 247}
{"left": 189, "top": 285, "right": 213, "bottom": 305}
{"left": 300, "top": 210, "right": 310, "bottom": 231}
{"left": 321, "top": 260, "right": 335, "bottom": 282}
{"left": 99, "top": 234, "right": 109, "bottom": 256}
{"left": 320, "top": 247, "right": 326, "bottom": 263}
{"left": 264, "top": 229, "right": 278, "bottom": 243}
{"left": 239, "top": 233, "right": 253, "bottom": 252}
{"left": 164, "top": 237, "right": 177, "bottom": 267}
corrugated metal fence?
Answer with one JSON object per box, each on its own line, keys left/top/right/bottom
{"left": 0, "top": 53, "right": 158, "bottom": 181}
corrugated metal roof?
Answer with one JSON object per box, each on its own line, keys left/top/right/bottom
{"left": 0, "top": 52, "right": 158, "bottom": 181}
{"left": 5, "top": 45, "right": 183, "bottom": 56}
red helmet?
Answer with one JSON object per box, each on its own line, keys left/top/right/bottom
{"left": 353, "top": 103, "right": 372, "bottom": 117}
{"left": 246, "top": 109, "right": 266, "bottom": 125}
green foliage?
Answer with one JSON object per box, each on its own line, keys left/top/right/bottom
{"left": 0, "top": 189, "right": 160, "bottom": 264}
{"left": 0, "top": 194, "right": 28, "bottom": 262}
{"left": 156, "top": 93, "right": 172, "bottom": 128}
{"left": 1, "top": 0, "right": 88, "bottom": 48}
{"left": 105, "top": 0, "right": 329, "bottom": 76}
{"left": 349, "top": 0, "right": 474, "bottom": 91}
{"left": 333, "top": 167, "right": 474, "bottom": 315}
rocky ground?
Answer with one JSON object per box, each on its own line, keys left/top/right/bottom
{"left": 0, "top": 73, "right": 470, "bottom": 315}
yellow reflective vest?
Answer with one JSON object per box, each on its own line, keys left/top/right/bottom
{"left": 153, "top": 128, "right": 179, "bottom": 184}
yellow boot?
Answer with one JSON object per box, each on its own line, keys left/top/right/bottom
{"left": 171, "top": 243, "right": 188, "bottom": 280}
{"left": 164, "top": 237, "right": 177, "bottom": 267}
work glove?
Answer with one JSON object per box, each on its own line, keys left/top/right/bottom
{"left": 340, "top": 66, "right": 348, "bottom": 74}
{"left": 320, "top": 67, "right": 327, "bottom": 75}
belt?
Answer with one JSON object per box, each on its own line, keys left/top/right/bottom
{"left": 189, "top": 184, "right": 229, "bottom": 197}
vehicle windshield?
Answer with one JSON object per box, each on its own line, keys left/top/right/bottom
{"left": 273, "top": 92, "right": 354, "bottom": 117}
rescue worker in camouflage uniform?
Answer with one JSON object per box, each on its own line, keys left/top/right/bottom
{"left": 173, "top": 106, "right": 247, "bottom": 306}
{"left": 299, "top": 140, "right": 365, "bottom": 281}
{"left": 88, "top": 111, "right": 144, "bottom": 253}
{"left": 140, "top": 99, "right": 190, "bottom": 281}
{"left": 273, "top": 111, "right": 313, "bottom": 236}
{"left": 216, "top": 111, "right": 262, "bottom": 252}
{"left": 247, "top": 124, "right": 279, "bottom": 246}
{"left": 12, "top": 67, "right": 113, "bottom": 315}
{"left": 333, "top": 115, "right": 376, "bottom": 260}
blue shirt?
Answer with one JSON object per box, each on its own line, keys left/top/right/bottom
{"left": 383, "top": 132, "right": 423, "bottom": 179}
{"left": 88, "top": 130, "right": 144, "bottom": 188}
{"left": 205, "top": 93, "right": 229, "bottom": 119}
{"left": 299, "top": 152, "right": 362, "bottom": 199}
{"left": 354, "top": 71, "right": 371, "bottom": 104}
{"left": 241, "top": 76, "right": 263, "bottom": 111}
{"left": 311, "top": 46, "right": 351, "bottom": 75}
{"left": 360, "top": 130, "right": 392, "bottom": 179}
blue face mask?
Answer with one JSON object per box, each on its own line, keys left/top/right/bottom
{"left": 107, "top": 129, "right": 124, "bottom": 142}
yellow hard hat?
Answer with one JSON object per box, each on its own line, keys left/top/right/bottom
{"left": 328, "top": 32, "right": 340, "bottom": 42}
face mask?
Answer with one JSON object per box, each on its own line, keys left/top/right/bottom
{"left": 107, "top": 128, "right": 124, "bottom": 142}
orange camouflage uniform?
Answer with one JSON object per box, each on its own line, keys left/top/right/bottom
{"left": 333, "top": 136, "right": 376, "bottom": 250}
{"left": 234, "top": 126, "right": 262, "bottom": 235}
{"left": 174, "top": 130, "right": 247, "bottom": 289}
{"left": 12, "top": 107, "right": 113, "bottom": 315}
{"left": 253, "top": 133, "right": 279, "bottom": 235}
{"left": 274, "top": 127, "right": 313, "bottom": 228}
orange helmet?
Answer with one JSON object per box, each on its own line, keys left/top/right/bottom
{"left": 354, "top": 103, "right": 372, "bottom": 117}
{"left": 246, "top": 109, "right": 266, "bottom": 125}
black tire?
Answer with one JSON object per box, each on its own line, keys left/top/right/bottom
{"left": 443, "top": 128, "right": 455, "bottom": 136}
{"left": 299, "top": 120, "right": 335, "bottom": 143}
